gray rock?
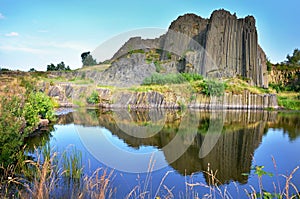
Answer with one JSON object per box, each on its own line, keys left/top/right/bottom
{"left": 97, "top": 53, "right": 156, "bottom": 87}
{"left": 107, "top": 9, "right": 268, "bottom": 88}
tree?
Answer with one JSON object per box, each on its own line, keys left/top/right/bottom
{"left": 0, "top": 67, "right": 10, "bottom": 72}
{"left": 82, "top": 54, "right": 97, "bottom": 67}
{"left": 286, "top": 48, "right": 300, "bottom": 66}
{"left": 81, "top": 51, "right": 90, "bottom": 62}
{"left": 29, "top": 68, "right": 36, "bottom": 72}
{"left": 47, "top": 62, "right": 71, "bottom": 71}
{"left": 47, "top": 63, "right": 56, "bottom": 71}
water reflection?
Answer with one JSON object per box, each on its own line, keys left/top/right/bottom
{"left": 55, "top": 109, "right": 299, "bottom": 185}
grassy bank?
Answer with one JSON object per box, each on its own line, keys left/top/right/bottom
{"left": 277, "top": 92, "right": 300, "bottom": 110}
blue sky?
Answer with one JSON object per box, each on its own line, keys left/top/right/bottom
{"left": 0, "top": 0, "right": 299, "bottom": 71}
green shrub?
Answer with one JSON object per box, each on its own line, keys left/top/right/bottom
{"left": 129, "top": 49, "right": 145, "bottom": 54}
{"left": 142, "top": 73, "right": 186, "bottom": 85}
{"left": 0, "top": 97, "right": 24, "bottom": 166}
{"left": 181, "top": 73, "right": 203, "bottom": 82}
{"left": 154, "top": 61, "right": 163, "bottom": 73}
{"left": 267, "top": 59, "right": 272, "bottom": 72}
{"left": 0, "top": 92, "right": 55, "bottom": 167}
{"left": 278, "top": 96, "right": 300, "bottom": 110}
{"left": 142, "top": 73, "right": 203, "bottom": 86}
{"left": 87, "top": 91, "right": 99, "bottom": 104}
{"left": 200, "top": 79, "right": 225, "bottom": 97}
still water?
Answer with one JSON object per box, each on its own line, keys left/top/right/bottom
{"left": 28, "top": 109, "right": 300, "bottom": 198}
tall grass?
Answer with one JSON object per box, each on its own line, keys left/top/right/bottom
{"left": 1, "top": 148, "right": 300, "bottom": 199}
{"left": 62, "top": 147, "right": 83, "bottom": 179}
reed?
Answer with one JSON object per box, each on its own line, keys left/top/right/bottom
{"left": 1, "top": 148, "right": 300, "bottom": 199}
{"left": 62, "top": 146, "right": 83, "bottom": 180}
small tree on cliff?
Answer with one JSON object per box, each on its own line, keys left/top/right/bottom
{"left": 81, "top": 51, "right": 97, "bottom": 67}
{"left": 286, "top": 48, "right": 300, "bottom": 66}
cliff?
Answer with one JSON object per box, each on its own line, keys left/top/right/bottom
{"left": 108, "top": 9, "right": 268, "bottom": 87}
{"left": 268, "top": 66, "right": 300, "bottom": 88}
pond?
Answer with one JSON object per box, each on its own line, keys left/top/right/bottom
{"left": 27, "top": 109, "right": 300, "bottom": 198}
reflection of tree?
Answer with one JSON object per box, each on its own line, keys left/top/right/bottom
{"left": 25, "top": 125, "right": 54, "bottom": 153}
{"left": 267, "top": 112, "right": 300, "bottom": 141}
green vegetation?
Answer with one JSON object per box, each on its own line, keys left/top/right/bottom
{"left": 87, "top": 90, "right": 100, "bottom": 104}
{"left": 62, "top": 147, "right": 83, "bottom": 179}
{"left": 142, "top": 73, "right": 204, "bottom": 86}
{"left": 0, "top": 94, "right": 55, "bottom": 167}
{"left": 128, "top": 49, "right": 145, "bottom": 55}
{"left": 142, "top": 73, "right": 186, "bottom": 85}
{"left": 0, "top": 67, "right": 10, "bottom": 72}
{"left": 81, "top": 51, "right": 97, "bottom": 67}
{"left": 267, "top": 59, "right": 272, "bottom": 72}
{"left": 154, "top": 61, "right": 163, "bottom": 73}
{"left": 274, "top": 48, "right": 300, "bottom": 70}
{"left": 0, "top": 78, "right": 55, "bottom": 167}
{"left": 181, "top": 73, "right": 203, "bottom": 82}
{"left": 286, "top": 48, "right": 300, "bottom": 66}
{"left": 199, "top": 79, "right": 225, "bottom": 97}
{"left": 142, "top": 73, "right": 225, "bottom": 97}
{"left": 269, "top": 82, "right": 300, "bottom": 93}
{"left": 278, "top": 92, "right": 300, "bottom": 110}
{"left": 47, "top": 61, "right": 71, "bottom": 71}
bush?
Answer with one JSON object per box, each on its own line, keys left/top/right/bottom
{"left": 142, "top": 73, "right": 186, "bottom": 85}
{"left": 87, "top": 91, "right": 99, "bottom": 104}
{"left": 200, "top": 79, "right": 225, "bottom": 97}
{"left": 142, "top": 73, "right": 203, "bottom": 86}
{"left": 0, "top": 97, "right": 24, "bottom": 166}
{"left": 267, "top": 60, "right": 272, "bottom": 72}
{"left": 181, "top": 73, "right": 203, "bottom": 82}
{"left": 278, "top": 96, "right": 300, "bottom": 110}
{"left": 0, "top": 92, "right": 55, "bottom": 166}
{"left": 154, "top": 61, "right": 163, "bottom": 73}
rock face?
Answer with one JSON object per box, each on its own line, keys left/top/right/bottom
{"left": 99, "top": 89, "right": 278, "bottom": 110}
{"left": 43, "top": 82, "right": 278, "bottom": 109}
{"left": 269, "top": 67, "right": 300, "bottom": 88}
{"left": 110, "top": 9, "right": 268, "bottom": 87}
{"left": 99, "top": 53, "right": 156, "bottom": 87}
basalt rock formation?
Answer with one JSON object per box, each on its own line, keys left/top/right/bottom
{"left": 108, "top": 9, "right": 268, "bottom": 87}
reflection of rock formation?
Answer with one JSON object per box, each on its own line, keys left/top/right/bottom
{"left": 57, "top": 109, "right": 280, "bottom": 184}
{"left": 163, "top": 111, "right": 270, "bottom": 184}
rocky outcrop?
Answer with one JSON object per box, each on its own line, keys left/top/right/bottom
{"left": 98, "top": 89, "right": 278, "bottom": 110}
{"left": 43, "top": 82, "right": 278, "bottom": 109}
{"left": 268, "top": 67, "right": 300, "bottom": 87}
{"left": 98, "top": 53, "right": 156, "bottom": 87}
{"left": 109, "top": 9, "right": 268, "bottom": 87}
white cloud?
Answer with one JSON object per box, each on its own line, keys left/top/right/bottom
{"left": 46, "top": 41, "right": 92, "bottom": 51}
{"left": 37, "top": 30, "right": 49, "bottom": 33}
{"left": 0, "top": 13, "right": 4, "bottom": 19}
{"left": 5, "top": 32, "right": 19, "bottom": 37}
{"left": 0, "top": 45, "right": 45, "bottom": 54}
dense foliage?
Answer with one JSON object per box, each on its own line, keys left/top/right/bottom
{"left": 142, "top": 73, "right": 203, "bottom": 85}
{"left": 0, "top": 89, "right": 55, "bottom": 167}
{"left": 47, "top": 61, "right": 71, "bottom": 71}
{"left": 199, "top": 79, "right": 225, "bottom": 97}
{"left": 81, "top": 52, "right": 97, "bottom": 67}
{"left": 274, "top": 48, "right": 300, "bottom": 70}
{"left": 0, "top": 67, "right": 10, "bottom": 72}
{"left": 286, "top": 48, "right": 300, "bottom": 66}
{"left": 87, "top": 91, "right": 100, "bottom": 104}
